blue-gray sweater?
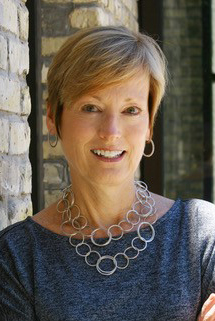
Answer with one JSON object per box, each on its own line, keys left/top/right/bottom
{"left": 0, "top": 199, "right": 215, "bottom": 321}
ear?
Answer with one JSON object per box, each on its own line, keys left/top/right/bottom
{"left": 46, "top": 103, "right": 57, "bottom": 134}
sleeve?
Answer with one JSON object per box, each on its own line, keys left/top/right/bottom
{"left": 0, "top": 260, "right": 37, "bottom": 321}
{"left": 201, "top": 240, "right": 215, "bottom": 301}
{"left": 197, "top": 200, "right": 215, "bottom": 303}
{"left": 0, "top": 230, "right": 38, "bottom": 321}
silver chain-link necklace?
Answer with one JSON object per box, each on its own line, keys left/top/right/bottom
{"left": 57, "top": 181, "right": 157, "bottom": 276}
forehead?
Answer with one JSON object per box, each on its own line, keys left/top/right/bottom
{"left": 81, "top": 71, "right": 150, "bottom": 102}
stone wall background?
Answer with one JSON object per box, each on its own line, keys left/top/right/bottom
{"left": 41, "top": 0, "right": 139, "bottom": 207}
{"left": 162, "top": 0, "right": 204, "bottom": 199}
{"left": 212, "top": 0, "right": 215, "bottom": 199}
{"left": 0, "top": 0, "right": 32, "bottom": 230}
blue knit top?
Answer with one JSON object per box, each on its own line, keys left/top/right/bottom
{"left": 0, "top": 199, "right": 215, "bottom": 321}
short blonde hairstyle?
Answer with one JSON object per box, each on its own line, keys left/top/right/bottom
{"left": 47, "top": 26, "right": 167, "bottom": 139}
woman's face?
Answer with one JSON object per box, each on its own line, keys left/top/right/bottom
{"left": 50, "top": 71, "right": 151, "bottom": 186}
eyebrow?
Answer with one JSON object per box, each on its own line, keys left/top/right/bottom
{"left": 91, "top": 95, "right": 102, "bottom": 101}
{"left": 92, "top": 96, "right": 137, "bottom": 102}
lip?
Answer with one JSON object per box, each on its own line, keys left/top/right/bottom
{"left": 91, "top": 147, "right": 125, "bottom": 151}
{"left": 90, "top": 149, "right": 126, "bottom": 163}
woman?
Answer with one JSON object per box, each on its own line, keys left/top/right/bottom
{"left": 0, "top": 26, "right": 215, "bottom": 321}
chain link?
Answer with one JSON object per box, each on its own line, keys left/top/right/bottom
{"left": 57, "top": 181, "right": 156, "bottom": 276}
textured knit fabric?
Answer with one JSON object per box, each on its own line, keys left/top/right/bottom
{"left": 0, "top": 198, "right": 215, "bottom": 321}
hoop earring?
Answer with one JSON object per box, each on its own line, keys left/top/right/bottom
{"left": 143, "top": 140, "right": 155, "bottom": 157}
{"left": 48, "top": 131, "right": 58, "bottom": 148}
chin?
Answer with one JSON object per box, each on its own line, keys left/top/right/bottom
{"left": 88, "top": 169, "right": 134, "bottom": 187}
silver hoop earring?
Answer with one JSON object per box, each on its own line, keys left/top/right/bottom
{"left": 48, "top": 131, "right": 58, "bottom": 148}
{"left": 143, "top": 140, "right": 155, "bottom": 157}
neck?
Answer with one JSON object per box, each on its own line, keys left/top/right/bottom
{"left": 69, "top": 178, "right": 136, "bottom": 229}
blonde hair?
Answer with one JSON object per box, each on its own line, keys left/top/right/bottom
{"left": 47, "top": 26, "right": 167, "bottom": 138}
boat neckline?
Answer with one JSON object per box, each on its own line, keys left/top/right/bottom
{"left": 26, "top": 198, "right": 182, "bottom": 241}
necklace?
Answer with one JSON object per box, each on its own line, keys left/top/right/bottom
{"left": 57, "top": 181, "right": 157, "bottom": 276}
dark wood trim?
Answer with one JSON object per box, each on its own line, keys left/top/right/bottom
{"left": 26, "top": 0, "right": 44, "bottom": 213}
{"left": 202, "top": 0, "right": 213, "bottom": 201}
{"left": 138, "top": 0, "right": 164, "bottom": 195}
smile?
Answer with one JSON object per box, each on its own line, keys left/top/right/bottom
{"left": 91, "top": 149, "right": 125, "bottom": 159}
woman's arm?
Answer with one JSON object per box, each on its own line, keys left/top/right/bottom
{"left": 198, "top": 294, "right": 215, "bottom": 321}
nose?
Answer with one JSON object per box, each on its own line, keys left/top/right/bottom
{"left": 98, "top": 114, "right": 121, "bottom": 141}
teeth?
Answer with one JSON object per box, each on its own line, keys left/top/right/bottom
{"left": 92, "top": 150, "right": 123, "bottom": 158}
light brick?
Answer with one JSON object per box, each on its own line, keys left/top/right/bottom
{"left": 69, "top": 7, "right": 110, "bottom": 28}
{"left": 113, "top": 0, "right": 123, "bottom": 21}
{"left": 0, "top": 0, "right": 31, "bottom": 230}
{"left": 122, "top": 6, "right": 130, "bottom": 28}
{"left": 21, "top": 86, "right": 31, "bottom": 115}
{"left": 43, "top": 115, "right": 48, "bottom": 135}
{"left": 101, "top": 0, "right": 108, "bottom": 5}
{"left": 9, "top": 121, "right": 30, "bottom": 155}
{"left": 0, "top": 35, "right": 7, "bottom": 70}
{"left": 0, "top": 118, "right": 9, "bottom": 153}
{"left": 108, "top": 14, "right": 116, "bottom": 25}
{"left": 8, "top": 195, "right": 32, "bottom": 224}
{"left": 0, "top": 76, "right": 21, "bottom": 113}
{"left": 19, "top": 42, "right": 29, "bottom": 75}
{"left": 41, "top": 63, "right": 49, "bottom": 83}
{"left": 9, "top": 38, "right": 20, "bottom": 73}
{"left": 44, "top": 190, "right": 61, "bottom": 208}
{"left": 43, "top": 140, "right": 63, "bottom": 159}
{"left": 0, "top": 203, "right": 8, "bottom": 230}
{"left": 20, "top": 160, "right": 32, "bottom": 194}
{"left": 43, "top": 0, "right": 73, "bottom": 2}
{"left": 0, "top": 0, "right": 18, "bottom": 35}
{"left": 130, "top": 15, "right": 138, "bottom": 32}
{"left": 72, "top": 0, "right": 110, "bottom": 8}
{"left": 107, "top": 0, "right": 114, "bottom": 13}
{"left": 42, "top": 88, "right": 48, "bottom": 101}
{"left": 44, "top": 163, "right": 63, "bottom": 185}
{"left": 18, "top": 5, "right": 29, "bottom": 41}
{"left": 41, "top": 36, "right": 69, "bottom": 56}
{"left": 72, "top": 0, "right": 95, "bottom": 2}
{"left": 0, "top": 157, "right": 20, "bottom": 196}
{"left": 72, "top": 0, "right": 108, "bottom": 4}
{"left": 122, "top": 0, "right": 138, "bottom": 18}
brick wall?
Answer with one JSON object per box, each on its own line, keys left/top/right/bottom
{"left": 41, "top": 0, "right": 138, "bottom": 207}
{"left": 0, "top": 0, "right": 32, "bottom": 229}
{"left": 162, "top": 0, "right": 204, "bottom": 199}
{"left": 213, "top": 0, "right": 215, "bottom": 200}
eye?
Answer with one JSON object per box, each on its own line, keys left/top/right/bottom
{"left": 82, "top": 104, "right": 100, "bottom": 112}
{"left": 124, "top": 106, "right": 141, "bottom": 115}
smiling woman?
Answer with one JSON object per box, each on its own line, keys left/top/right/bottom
{"left": 0, "top": 26, "right": 215, "bottom": 321}
{"left": 56, "top": 71, "right": 150, "bottom": 189}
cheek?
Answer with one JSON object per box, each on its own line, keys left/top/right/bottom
{"left": 128, "top": 120, "right": 149, "bottom": 154}
{"left": 129, "top": 118, "right": 149, "bottom": 139}
{"left": 60, "top": 118, "right": 97, "bottom": 158}
{"left": 61, "top": 114, "right": 94, "bottom": 139}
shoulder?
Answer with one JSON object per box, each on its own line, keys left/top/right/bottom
{"left": 182, "top": 199, "right": 215, "bottom": 240}
{"left": 0, "top": 218, "right": 36, "bottom": 285}
{"left": 153, "top": 194, "right": 215, "bottom": 223}
{"left": 153, "top": 195, "right": 215, "bottom": 237}
{"left": 182, "top": 198, "right": 215, "bottom": 223}
{"left": 0, "top": 217, "right": 35, "bottom": 255}
{"left": 165, "top": 197, "right": 215, "bottom": 230}
{"left": 0, "top": 201, "right": 60, "bottom": 247}
{"left": 0, "top": 217, "right": 31, "bottom": 240}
